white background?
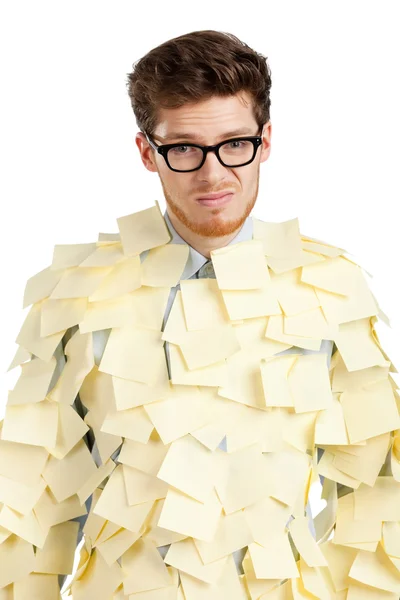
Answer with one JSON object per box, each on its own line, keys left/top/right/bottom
{"left": 0, "top": 0, "right": 399, "bottom": 594}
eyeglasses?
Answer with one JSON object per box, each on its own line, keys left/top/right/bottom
{"left": 144, "top": 125, "right": 264, "bottom": 172}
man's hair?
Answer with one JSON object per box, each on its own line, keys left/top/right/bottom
{"left": 126, "top": 30, "right": 272, "bottom": 137}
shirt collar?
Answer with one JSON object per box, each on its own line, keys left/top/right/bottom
{"left": 163, "top": 209, "right": 254, "bottom": 279}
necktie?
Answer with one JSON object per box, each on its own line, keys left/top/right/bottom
{"left": 196, "top": 259, "right": 216, "bottom": 279}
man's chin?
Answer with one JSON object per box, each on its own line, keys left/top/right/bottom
{"left": 167, "top": 202, "right": 250, "bottom": 238}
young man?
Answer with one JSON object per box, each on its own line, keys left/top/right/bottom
{"left": 1, "top": 30, "right": 398, "bottom": 599}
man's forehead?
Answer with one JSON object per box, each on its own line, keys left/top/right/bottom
{"left": 154, "top": 92, "right": 257, "bottom": 142}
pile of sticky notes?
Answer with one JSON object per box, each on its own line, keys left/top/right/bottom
{"left": 1, "top": 200, "right": 399, "bottom": 599}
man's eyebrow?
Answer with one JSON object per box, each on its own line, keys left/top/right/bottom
{"left": 161, "top": 128, "right": 255, "bottom": 143}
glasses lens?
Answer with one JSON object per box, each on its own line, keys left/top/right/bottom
{"left": 167, "top": 140, "right": 256, "bottom": 171}
{"left": 167, "top": 146, "right": 204, "bottom": 171}
{"left": 219, "top": 140, "right": 255, "bottom": 166}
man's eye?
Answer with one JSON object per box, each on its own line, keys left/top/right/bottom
{"left": 171, "top": 146, "right": 189, "bottom": 153}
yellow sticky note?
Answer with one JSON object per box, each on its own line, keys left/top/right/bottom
{"left": 332, "top": 432, "right": 390, "bottom": 486}
{"left": 48, "top": 329, "right": 94, "bottom": 406}
{"left": 382, "top": 521, "right": 400, "bottom": 559}
{"left": 117, "top": 202, "right": 171, "bottom": 257}
{"left": 287, "top": 353, "right": 332, "bottom": 413}
{"left": 220, "top": 284, "right": 281, "bottom": 321}
{"left": 214, "top": 443, "right": 272, "bottom": 514}
{"left": 253, "top": 217, "right": 303, "bottom": 258}
{"left": 89, "top": 256, "right": 141, "bottom": 301}
{"left": 164, "top": 537, "right": 228, "bottom": 584}
{"left": 320, "top": 539, "right": 357, "bottom": 592}
{"left": 331, "top": 351, "right": 391, "bottom": 393}
{"left": 317, "top": 450, "right": 361, "bottom": 489}
{"left": 121, "top": 538, "right": 171, "bottom": 595}
{"left": 156, "top": 434, "right": 215, "bottom": 502}
{"left": 346, "top": 580, "right": 398, "bottom": 599}
{"left": 33, "top": 487, "right": 87, "bottom": 531}
{"left": 51, "top": 242, "right": 97, "bottom": 270}
{"left": 96, "top": 527, "right": 139, "bottom": 566}
{"left": 77, "top": 459, "right": 116, "bottom": 505}
{"left": 40, "top": 297, "right": 88, "bottom": 336}
{"left": 168, "top": 342, "right": 228, "bottom": 387}
{"left": 179, "top": 554, "right": 247, "bottom": 600}
{"left": 0, "top": 534, "right": 36, "bottom": 589}
{"left": 157, "top": 486, "right": 222, "bottom": 542}
{"left": 334, "top": 493, "right": 382, "bottom": 546}
{"left": 0, "top": 505, "right": 47, "bottom": 548}
{"left": 298, "top": 556, "right": 332, "bottom": 599}
{"left": 314, "top": 393, "right": 349, "bottom": 445}
{"left": 141, "top": 243, "right": 189, "bottom": 287}
{"left": 50, "top": 266, "right": 113, "bottom": 299}
{"left": 79, "top": 243, "right": 124, "bottom": 267}
{"left": 70, "top": 548, "right": 122, "bottom": 599}
{"left": 288, "top": 516, "right": 328, "bottom": 567}
{"left": 314, "top": 278, "right": 378, "bottom": 325}
{"left": 79, "top": 294, "right": 136, "bottom": 333}
{"left": 218, "top": 348, "right": 274, "bottom": 409}
{"left": 34, "top": 521, "right": 80, "bottom": 574}
{"left": 143, "top": 384, "right": 213, "bottom": 445}
{"left": 247, "top": 536, "right": 299, "bottom": 579}
{"left": 122, "top": 463, "right": 168, "bottom": 505}
{"left": 284, "top": 307, "right": 338, "bottom": 340}
{"left": 42, "top": 439, "right": 98, "bottom": 502}
{"left": 99, "top": 326, "right": 165, "bottom": 385}
{"left": 333, "top": 318, "right": 387, "bottom": 372}
{"left": 7, "top": 344, "right": 32, "bottom": 372}
{"left": 349, "top": 542, "right": 400, "bottom": 594}
{"left": 13, "top": 573, "right": 60, "bottom": 600}
{"left": 23, "top": 265, "right": 65, "bottom": 308}
{"left": 178, "top": 324, "right": 240, "bottom": 370}
{"left": 180, "top": 278, "right": 230, "bottom": 330}
{"left": 7, "top": 356, "right": 56, "bottom": 406}
{"left": 0, "top": 437, "right": 48, "bottom": 486}
{"left": 301, "top": 255, "right": 368, "bottom": 296}
{"left": 210, "top": 240, "right": 270, "bottom": 290}
{"left": 0, "top": 473, "right": 46, "bottom": 516}
{"left": 265, "top": 314, "right": 321, "bottom": 351}
{"left": 101, "top": 406, "right": 154, "bottom": 443}
{"left": 264, "top": 448, "right": 310, "bottom": 509}
{"left": 260, "top": 354, "right": 296, "bottom": 407}
{"left": 353, "top": 477, "right": 400, "bottom": 522}
{"left": 112, "top": 368, "right": 170, "bottom": 411}
{"left": 16, "top": 301, "right": 65, "bottom": 361}
{"left": 46, "top": 403, "right": 89, "bottom": 460}
{"left": 2, "top": 399, "right": 59, "bottom": 447}
{"left": 270, "top": 267, "right": 321, "bottom": 315}
{"left": 118, "top": 435, "right": 169, "bottom": 475}
{"left": 340, "top": 379, "right": 400, "bottom": 443}
{"left": 243, "top": 495, "right": 292, "bottom": 547}
{"left": 242, "top": 548, "right": 281, "bottom": 597}
{"left": 93, "top": 465, "right": 154, "bottom": 532}
{"left": 193, "top": 508, "right": 253, "bottom": 564}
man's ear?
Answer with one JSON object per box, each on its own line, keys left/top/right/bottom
{"left": 135, "top": 132, "right": 158, "bottom": 173}
{"left": 260, "top": 120, "right": 272, "bottom": 164}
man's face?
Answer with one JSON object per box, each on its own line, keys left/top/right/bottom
{"left": 136, "top": 92, "right": 271, "bottom": 238}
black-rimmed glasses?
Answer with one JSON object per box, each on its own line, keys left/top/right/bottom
{"left": 145, "top": 125, "right": 264, "bottom": 172}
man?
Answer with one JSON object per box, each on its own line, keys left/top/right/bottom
{"left": 1, "top": 30, "right": 398, "bottom": 599}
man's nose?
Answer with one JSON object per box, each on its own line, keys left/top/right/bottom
{"left": 197, "top": 149, "right": 229, "bottom": 181}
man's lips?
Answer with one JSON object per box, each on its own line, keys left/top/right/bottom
{"left": 196, "top": 191, "right": 234, "bottom": 201}
{"left": 196, "top": 193, "right": 234, "bottom": 207}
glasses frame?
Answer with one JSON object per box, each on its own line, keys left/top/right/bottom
{"left": 144, "top": 125, "right": 265, "bottom": 173}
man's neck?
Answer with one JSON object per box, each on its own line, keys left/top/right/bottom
{"left": 166, "top": 209, "right": 245, "bottom": 259}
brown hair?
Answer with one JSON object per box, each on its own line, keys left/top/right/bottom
{"left": 126, "top": 30, "right": 272, "bottom": 137}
